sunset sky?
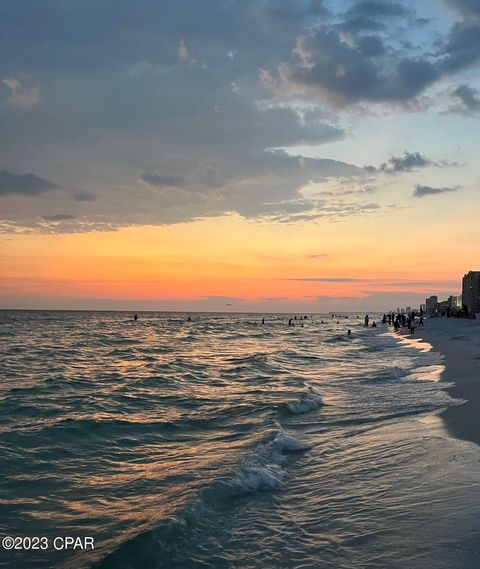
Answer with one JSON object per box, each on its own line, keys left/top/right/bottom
{"left": 1, "top": 0, "right": 479, "bottom": 311}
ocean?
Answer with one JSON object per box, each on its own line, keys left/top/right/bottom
{"left": 1, "top": 310, "right": 480, "bottom": 569}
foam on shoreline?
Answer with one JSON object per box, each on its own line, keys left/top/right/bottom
{"left": 407, "top": 317, "right": 480, "bottom": 447}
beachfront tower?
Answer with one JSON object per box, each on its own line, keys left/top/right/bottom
{"left": 425, "top": 295, "right": 438, "bottom": 314}
{"left": 462, "top": 271, "right": 480, "bottom": 314}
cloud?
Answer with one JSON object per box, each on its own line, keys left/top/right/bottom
{"left": 307, "top": 253, "right": 328, "bottom": 259}
{"left": 340, "top": 16, "right": 384, "bottom": 32}
{"left": 2, "top": 76, "right": 40, "bottom": 109}
{"left": 452, "top": 84, "right": 480, "bottom": 113}
{"left": 0, "top": 0, "right": 476, "bottom": 234}
{"left": 445, "top": 0, "right": 480, "bottom": 19}
{"left": 440, "top": 23, "right": 480, "bottom": 73}
{"left": 290, "top": 277, "right": 361, "bottom": 282}
{"left": 0, "top": 169, "right": 58, "bottom": 196}
{"left": 345, "top": 0, "right": 410, "bottom": 19}
{"left": 365, "top": 151, "right": 455, "bottom": 174}
{"left": 357, "top": 35, "right": 385, "bottom": 57}
{"left": 73, "top": 191, "right": 96, "bottom": 202}
{"left": 140, "top": 171, "right": 187, "bottom": 188}
{"left": 413, "top": 184, "right": 460, "bottom": 197}
{"left": 261, "top": 2, "right": 480, "bottom": 109}
{"left": 266, "top": 27, "right": 440, "bottom": 107}
{"left": 42, "top": 213, "right": 76, "bottom": 221}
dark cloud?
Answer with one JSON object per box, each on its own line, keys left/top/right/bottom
{"left": 42, "top": 213, "right": 76, "bottom": 221}
{"left": 357, "top": 36, "right": 385, "bottom": 57}
{"left": 453, "top": 84, "right": 480, "bottom": 112}
{"left": 283, "top": 27, "right": 440, "bottom": 106}
{"left": 73, "top": 191, "right": 96, "bottom": 202}
{"left": 440, "top": 23, "right": 480, "bottom": 73}
{"left": 139, "top": 172, "right": 187, "bottom": 188}
{"left": 413, "top": 185, "right": 459, "bottom": 197}
{"left": 346, "top": 0, "right": 410, "bottom": 18}
{"left": 385, "top": 151, "right": 431, "bottom": 172}
{"left": 365, "top": 151, "right": 428, "bottom": 173}
{"left": 0, "top": 0, "right": 477, "bottom": 233}
{"left": 0, "top": 0, "right": 329, "bottom": 75}
{"left": 266, "top": 0, "right": 328, "bottom": 21}
{"left": 290, "top": 277, "right": 361, "bottom": 282}
{"left": 340, "top": 15, "right": 384, "bottom": 32}
{"left": 366, "top": 151, "right": 457, "bottom": 174}
{"left": 0, "top": 169, "right": 58, "bottom": 196}
{"left": 262, "top": 2, "right": 480, "bottom": 108}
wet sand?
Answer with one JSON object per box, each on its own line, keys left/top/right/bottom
{"left": 414, "top": 318, "right": 480, "bottom": 447}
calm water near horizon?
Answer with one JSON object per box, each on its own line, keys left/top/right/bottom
{"left": 1, "top": 310, "right": 480, "bottom": 569}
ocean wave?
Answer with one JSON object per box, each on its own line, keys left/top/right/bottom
{"left": 287, "top": 389, "right": 324, "bottom": 415}
{"left": 94, "top": 429, "right": 311, "bottom": 568}
{"left": 232, "top": 430, "right": 310, "bottom": 493}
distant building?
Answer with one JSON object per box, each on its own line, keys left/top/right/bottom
{"left": 448, "top": 295, "right": 462, "bottom": 309}
{"left": 437, "top": 300, "right": 450, "bottom": 315}
{"left": 462, "top": 271, "right": 480, "bottom": 314}
{"left": 425, "top": 295, "right": 438, "bottom": 314}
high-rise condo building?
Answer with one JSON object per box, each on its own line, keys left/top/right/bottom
{"left": 462, "top": 271, "right": 480, "bottom": 314}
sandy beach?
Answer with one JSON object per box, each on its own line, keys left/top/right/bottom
{"left": 415, "top": 318, "right": 480, "bottom": 446}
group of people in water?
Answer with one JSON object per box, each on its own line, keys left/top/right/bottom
{"left": 363, "top": 309, "right": 424, "bottom": 335}
{"left": 132, "top": 309, "right": 425, "bottom": 336}
{"left": 288, "top": 315, "right": 309, "bottom": 327}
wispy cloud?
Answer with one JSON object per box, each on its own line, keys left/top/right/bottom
{"left": 2, "top": 76, "right": 40, "bottom": 109}
{"left": 413, "top": 184, "right": 460, "bottom": 198}
{"left": 0, "top": 170, "right": 58, "bottom": 196}
{"left": 43, "top": 213, "right": 76, "bottom": 222}
{"left": 365, "top": 151, "right": 457, "bottom": 174}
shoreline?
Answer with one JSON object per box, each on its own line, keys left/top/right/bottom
{"left": 408, "top": 318, "right": 480, "bottom": 447}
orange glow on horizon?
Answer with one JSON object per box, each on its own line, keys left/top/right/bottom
{"left": 1, "top": 211, "right": 475, "bottom": 309}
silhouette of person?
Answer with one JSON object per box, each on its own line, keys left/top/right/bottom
{"left": 133, "top": 313, "right": 138, "bottom": 321}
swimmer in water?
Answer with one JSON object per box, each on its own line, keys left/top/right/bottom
{"left": 133, "top": 313, "right": 138, "bottom": 321}
{"left": 347, "top": 329, "right": 351, "bottom": 335}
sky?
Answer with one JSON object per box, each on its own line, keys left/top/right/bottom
{"left": 0, "top": 0, "right": 479, "bottom": 312}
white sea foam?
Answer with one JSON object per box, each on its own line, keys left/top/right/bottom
{"left": 234, "top": 464, "right": 286, "bottom": 492}
{"left": 288, "top": 390, "right": 323, "bottom": 415}
{"left": 273, "top": 432, "right": 311, "bottom": 451}
{"left": 232, "top": 431, "right": 310, "bottom": 493}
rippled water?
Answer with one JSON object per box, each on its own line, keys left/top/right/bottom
{"left": 1, "top": 310, "right": 480, "bottom": 569}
